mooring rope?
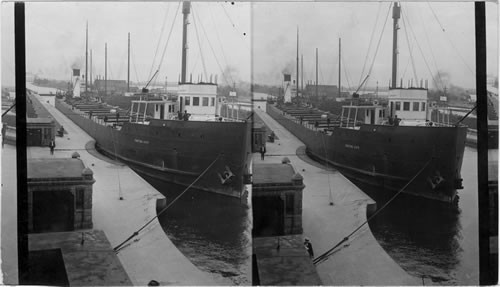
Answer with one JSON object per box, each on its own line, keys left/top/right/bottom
{"left": 113, "top": 153, "right": 221, "bottom": 252}
{"left": 320, "top": 132, "right": 334, "bottom": 205}
{"left": 313, "top": 158, "right": 433, "bottom": 265}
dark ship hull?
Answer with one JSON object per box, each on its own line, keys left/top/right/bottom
{"left": 268, "top": 105, "right": 467, "bottom": 204}
{"left": 56, "top": 100, "right": 251, "bottom": 198}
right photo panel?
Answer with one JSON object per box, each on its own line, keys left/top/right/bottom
{"left": 251, "top": 1, "right": 498, "bottom": 285}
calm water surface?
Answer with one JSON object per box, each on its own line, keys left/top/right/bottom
{"left": 141, "top": 176, "right": 251, "bottom": 285}
{"left": 365, "top": 147, "right": 480, "bottom": 285}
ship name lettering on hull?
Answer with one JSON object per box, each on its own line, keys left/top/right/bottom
{"left": 134, "top": 139, "right": 150, "bottom": 144}
{"left": 345, "top": 144, "right": 360, "bottom": 150}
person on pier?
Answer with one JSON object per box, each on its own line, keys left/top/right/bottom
{"left": 49, "top": 139, "right": 56, "bottom": 155}
{"left": 304, "top": 238, "right": 314, "bottom": 258}
{"left": 183, "top": 110, "right": 190, "bottom": 121}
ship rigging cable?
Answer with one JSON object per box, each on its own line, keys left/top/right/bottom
{"left": 358, "top": 2, "right": 383, "bottom": 88}
{"left": 426, "top": 2, "right": 475, "bottom": 76}
{"left": 341, "top": 53, "right": 353, "bottom": 94}
{"left": 150, "top": 1, "right": 182, "bottom": 87}
{"left": 113, "top": 153, "right": 221, "bottom": 253}
{"left": 132, "top": 49, "right": 141, "bottom": 84}
{"left": 321, "top": 134, "right": 334, "bottom": 205}
{"left": 191, "top": 7, "right": 209, "bottom": 82}
{"left": 209, "top": 8, "right": 232, "bottom": 75}
{"left": 401, "top": 8, "right": 442, "bottom": 92}
{"left": 148, "top": 3, "right": 171, "bottom": 82}
{"left": 109, "top": 125, "right": 124, "bottom": 200}
{"left": 359, "top": 2, "right": 392, "bottom": 92}
{"left": 313, "top": 158, "right": 433, "bottom": 265}
{"left": 192, "top": 6, "right": 234, "bottom": 86}
{"left": 417, "top": 8, "right": 445, "bottom": 90}
{"left": 401, "top": 13, "right": 419, "bottom": 87}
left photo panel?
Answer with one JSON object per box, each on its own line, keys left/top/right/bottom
{"left": 1, "top": 2, "right": 252, "bottom": 285}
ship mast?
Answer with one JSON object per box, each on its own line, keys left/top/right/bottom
{"left": 338, "top": 38, "right": 341, "bottom": 97}
{"left": 296, "top": 27, "right": 299, "bottom": 97}
{"left": 316, "top": 48, "right": 318, "bottom": 99}
{"left": 301, "top": 54, "right": 303, "bottom": 93}
{"left": 127, "top": 32, "right": 130, "bottom": 92}
{"left": 90, "top": 49, "right": 92, "bottom": 91}
{"left": 181, "top": 1, "right": 191, "bottom": 83}
{"left": 85, "top": 21, "right": 88, "bottom": 93}
{"left": 391, "top": 2, "right": 401, "bottom": 89}
{"left": 105, "top": 42, "right": 107, "bottom": 96}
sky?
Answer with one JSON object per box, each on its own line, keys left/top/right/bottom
{"left": 1, "top": 1, "right": 498, "bottom": 91}
{"left": 252, "top": 1, "right": 499, "bottom": 91}
{"left": 1, "top": 1, "right": 251, "bottom": 87}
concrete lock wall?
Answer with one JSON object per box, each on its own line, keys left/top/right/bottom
{"left": 267, "top": 105, "right": 325, "bottom": 155}
{"left": 56, "top": 100, "right": 117, "bottom": 154}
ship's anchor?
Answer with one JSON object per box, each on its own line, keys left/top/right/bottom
{"left": 218, "top": 166, "right": 234, "bottom": 185}
{"left": 428, "top": 170, "right": 445, "bottom": 190}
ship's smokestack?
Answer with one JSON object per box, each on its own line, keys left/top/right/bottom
{"left": 391, "top": 2, "right": 401, "bottom": 89}
{"left": 181, "top": 1, "right": 191, "bottom": 84}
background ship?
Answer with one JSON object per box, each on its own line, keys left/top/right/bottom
{"left": 270, "top": 2, "right": 467, "bottom": 204}
{"left": 57, "top": 1, "right": 251, "bottom": 198}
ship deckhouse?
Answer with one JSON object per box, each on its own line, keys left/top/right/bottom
{"left": 388, "top": 87, "right": 428, "bottom": 124}
{"left": 177, "top": 83, "right": 218, "bottom": 120}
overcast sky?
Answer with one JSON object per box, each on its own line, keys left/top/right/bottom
{"left": 252, "top": 1, "right": 498, "bottom": 91}
{"left": 2, "top": 1, "right": 251, "bottom": 87}
{"left": 1, "top": 1, "right": 498, "bottom": 91}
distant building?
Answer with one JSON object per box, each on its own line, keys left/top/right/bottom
{"left": 94, "top": 79, "right": 128, "bottom": 94}
{"left": 27, "top": 118, "right": 55, "bottom": 146}
{"left": 27, "top": 157, "right": 95, "bottom": 233}
{"left": 304, "top": 84, "right": 339, "bottom": 99}
{"left": 252, "top": 125, "right": 266, "bottom": 153}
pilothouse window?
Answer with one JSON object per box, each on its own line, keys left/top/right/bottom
{"left": 211, "top": 97, "right": 215, "bottom": 106}
{"left": 185, "top": 97, "right": 191, "bottom": 106}
{"left": 395, "top": 102, "right": 401, "bottom": 111}
{"left": 421, "top": 102, "right": 426, "bottom": 111}
{"left": 202, "top": 97, "right": 209, "bottom": 106}
{"left": 403, "top": 102, "right": 410, "bottom": 111}
{"left": 413, "top": 102, "right": 419, "bottom": 111}
{"left": 193, "top": 97, "right": 200, "bottom": 106}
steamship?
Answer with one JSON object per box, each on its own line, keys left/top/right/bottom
{"left": 57, "top": 2, "right": 251, "bottom": 198}
{"left": 271, "top": 2, "right": 467, "bottom": 204}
